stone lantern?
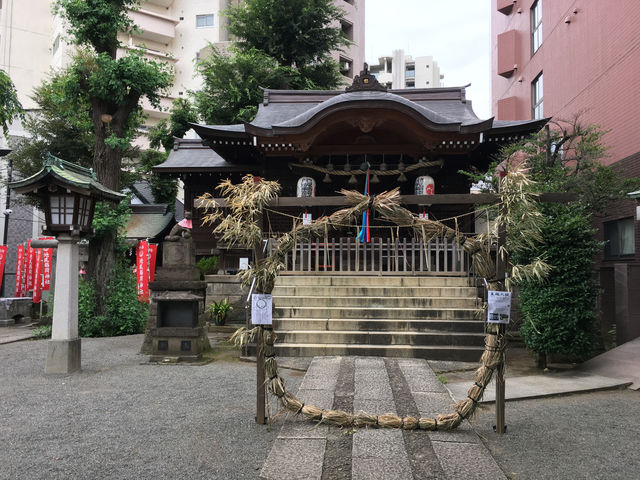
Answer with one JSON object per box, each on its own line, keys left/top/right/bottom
{"left": 9, "top": 154, "right": 124, "bottom": 373}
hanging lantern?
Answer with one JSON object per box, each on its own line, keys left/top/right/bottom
{"left": 415, "top": 175, "right": 435, "bottom": 195}
{"left": 348, "top": 174, "right": 358, "bottom": 184}
{"left": 323, "top": 173, "right": 332, "bottom": 183}
{"left": 344, "top": 159, "right": 352, "bottom": 172}
{"left": 297, "top": 177, "right": 316, "bottom": 197}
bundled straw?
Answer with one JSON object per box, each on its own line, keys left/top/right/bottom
{"left": 205, "top": 176, "right": 531, "bottom": 433}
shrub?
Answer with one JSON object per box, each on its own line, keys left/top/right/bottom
{"left": 516, "top": 204, "right": 601, "bottom": 363}
{"left": 33, "top": 325, "right": 52, "bottom": 339}
{"left": 196, "top": 255, "right": 219, "bottom": 277}
{"left": 78, "top": 259, "right": 148, "bottom": 337}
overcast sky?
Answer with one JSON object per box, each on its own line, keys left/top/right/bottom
{"left": 365, "top": 0, "right": 492, "bottom": 119}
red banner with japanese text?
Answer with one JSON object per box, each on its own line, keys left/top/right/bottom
{"left": 136, "top": 240, "right": 149, "bottom": 302}
{"left": 149, "top": 244, "right": 158, "bottom": 282}
{"left": 14, "top": 244, "right": 24, "bottom": 297}
{"left": 25, "top": 240, "right": 35, "bottom": 292}
{"left": 32, "top": 247, "right": 43, "bottom": 304}
{"left": 21, "top": 244, "right": 29, "bottom": 297}
{"left": 0, "top": 246, "right": 7, "bottom": 292}
{"left": 40, "top": 237, "right": 54, "bottom": 291}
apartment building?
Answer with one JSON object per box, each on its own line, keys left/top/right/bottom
{"left": 0, "top": 0, "right": 364, "bottom": 125}
{"left": 492, "top": 0, "right": 640, "bottom": 343}
{"left": 369, "top": 49, "right": 443, "bottom": 89}
{"left": 0, "top": 0, "right": 364, "bottom": 295}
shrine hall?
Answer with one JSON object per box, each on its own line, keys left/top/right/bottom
{"left": 154, "top": 67, "right": 545, "bottom": 275}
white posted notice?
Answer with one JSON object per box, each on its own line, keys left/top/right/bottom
{"left": 251, "top": 294, "right": 273, "bottom": 325}
{"left": 487, "top": 290, "right": 512, "bottom": 324}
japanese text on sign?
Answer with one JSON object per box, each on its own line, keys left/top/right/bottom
{"left": 487, "top": 290, "right": 512, "bottom": 324}
{"left": 251, "top": 294, "right": 273, "bottom": 325}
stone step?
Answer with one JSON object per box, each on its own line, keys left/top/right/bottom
{"left": 273, "top": 295, "right": 480, "bottom": 309}
{"left": 272, "top": 285, "right": 479, "bottom": 297}
{"left": 274, "top": 306, "right": 480, "bottom": 320}
{"left": 274, "top": 343, "right": 485, "bottom": 362}
{"left": 273, "top": 318, "right": 486, "bottom": 333}
{"left": 277, "top": 330, "right": 486, "bottom": 347}
{"left": 276, "top": 275, "right": 474, "bottom": 287}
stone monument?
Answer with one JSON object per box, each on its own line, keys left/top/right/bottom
{"left": 141, "top": 236, "right": 210, "bottom": 361}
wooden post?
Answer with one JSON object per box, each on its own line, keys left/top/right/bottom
{"left": 256, "top": 326, "right": 266, "bottom": 424}
{"left": 494, "top": 218, "right": 507, "bottom": 435}
{"left": 253, "top": 211, "right": 267, "bottom": 425}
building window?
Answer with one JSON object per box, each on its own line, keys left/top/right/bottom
{"left": 531, "top": 0, "right": 542, "bottom": 54}
{"left": 340, "top": 20, "right": 353, "bottom": 41}
{"left": 52, "top": 35, "right": 60, "bottom": 55}
{"left": 339, "top": 56, "right": 353, "bottom": 78}
{"left": 604, "top": 218, "right": 635, "bottom": 258}
{"left": 532, "top": 72, "right": 543, "bottom": 119}
{"left": 196, "top": 14, "right": 214, "bottom": 28}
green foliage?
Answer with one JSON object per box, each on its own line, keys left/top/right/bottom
{"left": 226, "top": 0, "right": 350, "bottom": 68}
{"left": 33, "top": 325, "right": 52, "bottom": 339}
{"left": 515, "top": 204, "right": 601, "bottom": 357}
{"left": 71, "top": 50, "right": 172, "bottom": 114}
{"left": 0, "top": 69, "right": 23, "bottom": 137}
{"left": 195, "top": 47, "right": 299, "bottom": 125}
{"left": 148, "top": 98, "right": 199, "bottom": 151}
{"left": 92, "top": 197, "right": 131, "bottom": 239}
{"left": 196, "top": 256, "right": 220, "bottom": 277}
{"left": 195, "top": 0, "right": 346, "bottom": 125}
{"left": 498, "top": 120, "right": 639, "bottom": 213}
{"left": 9, "top": 71, "right": 94, "bottom": 177}
{"left": 78, "top": 263, "right": 148, "bottom": 337}
{"left": 55, "top": 0, "right": 139, "bottom": 54}
{"left": 206, "top": 297, "right": 233, "bottom": 326}
{"left": 135, "top": 149, "right": 177, "bottom": 206}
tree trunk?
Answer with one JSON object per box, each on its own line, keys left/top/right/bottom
{"left": 536, "top": 352, "right": 547, "bottom": 369}
{"left": 86, "top": 100, "right": 132, "bottom": 316}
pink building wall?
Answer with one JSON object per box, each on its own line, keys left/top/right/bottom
{"left": 491, "top": 0, "right": 640, "bottom": 166}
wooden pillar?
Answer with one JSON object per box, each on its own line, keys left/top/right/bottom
{"left": 494, "top": 220, "right": 507, "bottom": 435}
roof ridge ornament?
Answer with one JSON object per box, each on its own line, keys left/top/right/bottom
{"left": 345, "top": 63, "right": 387, "bottom": 93}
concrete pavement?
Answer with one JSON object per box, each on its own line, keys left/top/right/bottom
{"left": 260, "top": 356, "right": 506, "bottom": 480}
{"left": 0, "top": 322, "right": 35, "bottom": 344}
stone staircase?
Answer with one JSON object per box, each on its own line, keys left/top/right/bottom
{"left": 272, "top": 274, "right": 486, "bottom": 361}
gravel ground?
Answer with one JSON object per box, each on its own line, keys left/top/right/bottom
{"left": 469, "top": 389, "right": 640, "bottom": 480}
{"left": 0, "top": 335, "right": 303, "bottom": 480}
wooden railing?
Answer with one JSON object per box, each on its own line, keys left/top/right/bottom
{"left": 277, "top": 237, "right": 470, "bottom": 275}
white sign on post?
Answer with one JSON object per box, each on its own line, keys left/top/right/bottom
{"left": 487, "top": 291, "right": 512, "bottom": 324}
{"left": 251, "top": 294, "right": 273, "bottom": 325}
{"left": 302, "top": 213, "right": 312, "bottom": 225}
{"left": 239, "top": 257, "right": 249, "bottom": 270}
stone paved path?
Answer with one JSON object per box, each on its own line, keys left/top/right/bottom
{"left": 260, "top": 356, "right": 506, "bottom": 480}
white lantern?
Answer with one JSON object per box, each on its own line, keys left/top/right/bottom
{"left": 415, "top": 176, "right": 435, "bottom": 196}
{"left": 297, "top": 177, "right": 316, "bottom": 197}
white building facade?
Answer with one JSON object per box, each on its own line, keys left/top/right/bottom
{"left": 369, "top": 49, "right": 443, "bottom": 90}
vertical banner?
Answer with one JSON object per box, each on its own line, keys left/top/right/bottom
{"left": 14, "top": 244, "right": 24, "bottom": 297}
{"left": 0, "top": 245, "right": 7, "bottom": 292}
{"left": 20, "top": 243, "right": 29, "bottom": 297}
{"left": 136, "top": 240, "right": 149, "bottom": 302}
{"left": 148, "top": 244, "right": 158, "bottom": 282}
{"left": 32, "top": 247, "right": 43, "bottom": 304}
{"left": 41, "top": 238, "right": 53, "bottom": 291}
{"left": 25, "top": 240, "right": 35, "bottom": 292}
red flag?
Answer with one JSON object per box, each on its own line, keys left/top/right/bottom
{"left": 14, "top": 244, "right": 24, "bottom": 297}
{"left": 20, "top": 243, "right": 29, "bottom": 297}
{"left": 25, "top": 240, "right": 35, "bottom": 292}
{"left": 39, "top": 237, "right": 54, "bottom": 291}
{"left": 136, "top": 240, "right": 149, "bottom": 302}
{"left": 149, "top": 244, "right": 158, "bottom": 282}
{"left": 0, "top": 246, "right": 7, "bottom": 292}
{"left": 33, "top": 247, "right": 43, "bottom": 304}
